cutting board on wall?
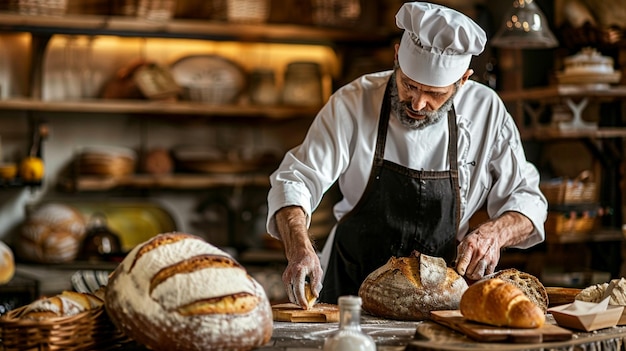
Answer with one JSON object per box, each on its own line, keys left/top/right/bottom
{"left": 430, "top": 310, "right": 573, "bottom": 343}
{"left": 272, "top": 303, "right": 339, "bottom": 323}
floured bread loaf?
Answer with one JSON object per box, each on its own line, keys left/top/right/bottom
{"left": 358, "top": 252, "right": 467, "bottom": 321}
{"left": 21, "top": 290, "right": 104, "bottom": 320}
{"left": 17, "top": 203, "right": 86, "bottom": 263}
{"left": 483, "top": 268, "right": 549, "bottom": 313}
{"left": 577, "top": 278, "right": 626, "bottom": 305}
{"left": 105, "top": 232, "right": 272, "bottom": 351}
{"left": 0, "top": 241, "right": 15, "bottom": 284}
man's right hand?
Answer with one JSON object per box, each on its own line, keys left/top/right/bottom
{"left": 275, "top": 206, "right": 323, "bottom": 309}
{"left": 282, "top": 245, "right": 323, "bottom": 309}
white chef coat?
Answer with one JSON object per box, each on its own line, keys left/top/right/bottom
{"left": 266, "top": 70, "right": 547, "bottom": 269}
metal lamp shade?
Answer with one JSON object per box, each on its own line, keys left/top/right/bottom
{"left": 491, "top": 0, "right": 558, "bottom": 49}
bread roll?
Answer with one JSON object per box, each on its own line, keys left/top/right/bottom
{"left": 105, "top": 232, "right": 272, "bottom": 351}
{"left": 21, "top": 290, "right": 103, "bottom": 320}
{"left": 484, "top": 268, "right": 549, "bottom": 313}
{"left": 460, "top": 278, "right": 545, "bottom": 328}
{"left": 0, "top": 240, "right": 15, "bottom": 284}
{"left": 358, "top": 252, "right": 468, "bottom": 321}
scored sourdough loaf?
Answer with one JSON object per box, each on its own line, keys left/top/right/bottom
{"left": 483, "top": 268, "right": 549, "bottom": 313}
{"left": 358, "top": 252, "right": 467, "bottom": 321}
{"left": 105, "top": 232, "right": 272, "bottom": 351}
{"left": 460, "top": 278, "right": 545, "bottom": 328}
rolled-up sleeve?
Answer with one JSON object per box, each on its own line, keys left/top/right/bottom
{"left": 486, "top": 116, "right": 547, "bottom": 248}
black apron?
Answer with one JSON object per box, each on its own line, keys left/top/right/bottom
{"left": 319, "top": 77, "right": 461, "bottom": 303}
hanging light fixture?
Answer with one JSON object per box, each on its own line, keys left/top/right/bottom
{"left": 491, "top": 0, "right": 558, "bottom": 49}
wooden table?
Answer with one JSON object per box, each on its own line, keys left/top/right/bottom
{"left": 257, "top": 314, "right": 626, "bottom": 351}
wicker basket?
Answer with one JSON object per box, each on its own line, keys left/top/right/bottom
{"left": 226, "top": 0, "right": 269, "bottom": 23}
{"left": 8, "top": 0, "right": 68, "bottom": 15}
{"left": 540, "top": 170, "right": 597, "bottom": 206}
{"left": 545, "top": 211, "right": 597, "bottom": 236}
{"left": 0, "top": 304, "right": 133, "bottom": 351}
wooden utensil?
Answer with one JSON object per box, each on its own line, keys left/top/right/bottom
{"left": 430, "top": 310, "right": 572, "bottom": 343}
{"left": 272, "top": 302, "right": 339, "bottom": 323}
{"left": 546, "top": 287, "right": 582, "bottom": 307}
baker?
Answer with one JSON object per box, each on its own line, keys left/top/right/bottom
{"left": 266, "top": 1, "right": 547, "bottom": 307}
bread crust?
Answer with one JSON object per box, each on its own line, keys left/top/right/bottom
{"left": 0, "top": 241, "right": 15, "bottom": 284}
{"left": 358, "top": 253, "right": 467, "bottom": 321}
{"left": 487, "top": 268, "right": 549, "bottom": 313}
{"left": 105, "top": 232, "right": 273, "bottom": 351}
{"left": 460, "top": 278, "right": 545, "bottom": 328}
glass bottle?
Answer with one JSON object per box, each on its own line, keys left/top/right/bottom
{"left": 323, "top": 295, "right": 376, "bottom": 351}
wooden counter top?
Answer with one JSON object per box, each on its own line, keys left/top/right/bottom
{"left": 259, "top": 314, "right": 626, "bottom": 351}
{"left": 54, "top": 312, "right": 626, "bottom": 350}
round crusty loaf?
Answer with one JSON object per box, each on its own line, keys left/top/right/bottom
{"left": 105, "top": 232, "right": 272, "bottom": 351}
{"left": 358, "top": 252, "right": 468, "bottom": 321}
{"left": 0, "top": 241, "right": 15, "bottom": 284}
{"left": 483, "top": 268, "right": 549, "bottom": 313}
{"left": 17, "top": 203, "right": 86, "bottom": 263}
{"left": 460, "top": 278, "right": 545, "bottom": 328}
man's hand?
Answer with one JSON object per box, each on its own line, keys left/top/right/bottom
{"left": 455, "top": 211, "right": 534, "bottom": 280}
{"left": 275, "top": 206, "right": 323, "bottom": 309}
{"left": 282, "top": 246, "right": 323, "bottom": 308}
{"left": 455, "top": 230, "right": 500, "bottom": 280}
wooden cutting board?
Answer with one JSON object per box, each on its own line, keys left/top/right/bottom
{"left": 272, "top": 303, "right": 339, "bottom": 323}
{"left": 430, "top": 310, "right": 573, "bottom": 343}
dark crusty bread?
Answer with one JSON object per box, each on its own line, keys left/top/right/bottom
{"left": 358, "top": 252, "right": 467, "bottom": 321}
{"left": 483, "top": 268, "right": 549, "bottom": 313}
{"left": 460, "top": 278, "right": 545, "bottom": 328}
{"left": 105, "top": 232, "right": 272, "bottom": 351}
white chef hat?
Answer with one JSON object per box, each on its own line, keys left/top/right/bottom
{"left": 396, "top": 2, "right": 487, "bottom": 87}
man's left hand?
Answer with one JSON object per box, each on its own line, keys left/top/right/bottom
{"left": 455, "top": 211, "right": 534, "bottom": 280}
{"left": 455, "top": 229, "right": 500, "bottom": 280}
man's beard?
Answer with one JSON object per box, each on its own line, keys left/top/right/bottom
{"left": 389, "top": 72, "right": 458, "bottom": 130}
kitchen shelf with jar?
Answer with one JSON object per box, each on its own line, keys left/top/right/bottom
{"left": 0, "top": 10, "right": 395, "bottom": 118}
{"left": 0, "top": 12, "right": 394, "bottom": 45}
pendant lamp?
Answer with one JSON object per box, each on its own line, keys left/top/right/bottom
{"left": 491, "top": 0, "right": 558, "bottom": 49}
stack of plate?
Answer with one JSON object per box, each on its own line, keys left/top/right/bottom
{"left": 170, "top": 55, "right": 246, "bottom": 105}
{"left": 77, "top": 146, "right": 136, "bottom": 178}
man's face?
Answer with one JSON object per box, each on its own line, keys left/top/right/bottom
{"left": 391, "top": 66, "right": 459, "bottom": 130}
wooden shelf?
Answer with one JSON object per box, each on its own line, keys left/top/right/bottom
{"left": 499, "top": 85, "right": 626, "bottom": 103}
{"left": 60, "top": 173, "right": 270, "bottom": 192}
{"left": 546, "top": 228, "right": 624, "bottom": 244}
{"left": 521, "top": 125, "right": 626, "bottom": 140}
{"left": 0, "top": 12, "right": 395, "bottom": 45}
{"left": 0, "top": 98, "right": 320, "bottom": 120}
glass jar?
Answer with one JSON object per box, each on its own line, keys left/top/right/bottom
{"left": 282, "top": 61, "right": 323, "bottom": 106}
{"left": 323, "top": 295, "right": 376, "bottom": 351}
{"left": 249, "top": 69, "right": 278, "bottom": 105}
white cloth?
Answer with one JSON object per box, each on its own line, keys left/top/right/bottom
{"left": 266, "top": 71, "right": 547, "bottom": 269}
{"left": 396, "top": 2, "right": 487, "bottom": 87}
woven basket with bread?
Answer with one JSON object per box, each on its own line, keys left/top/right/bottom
{"left": 0, "top": 290, "right": 133, "bottom": 351}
